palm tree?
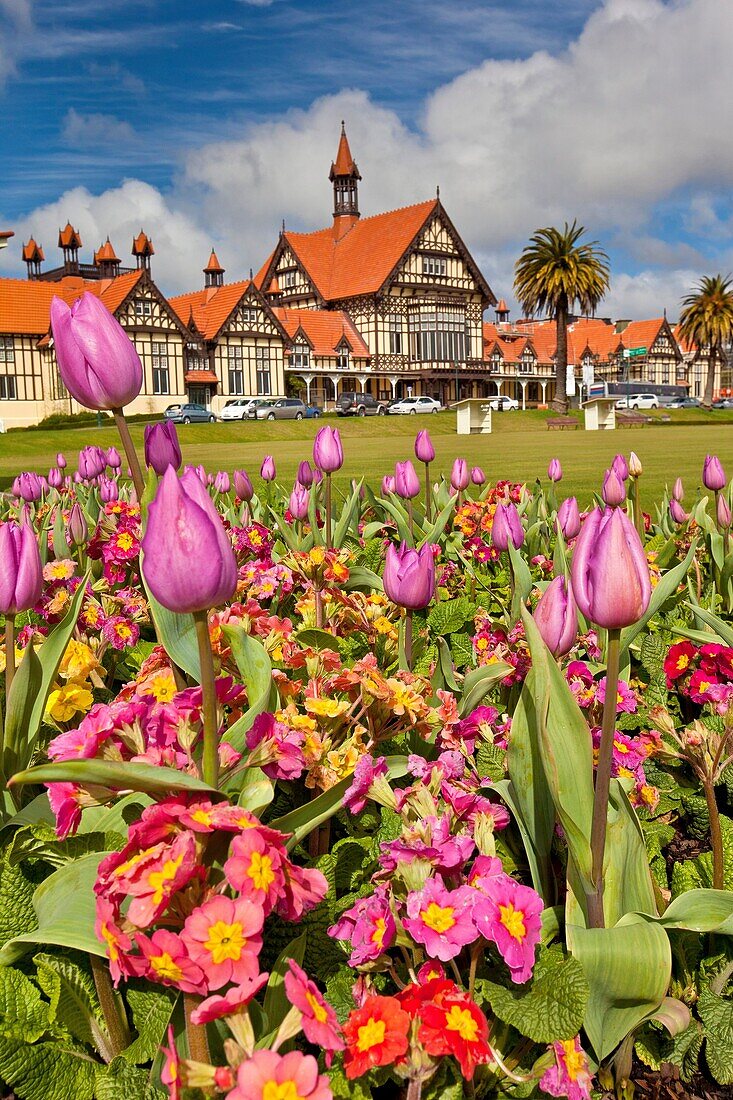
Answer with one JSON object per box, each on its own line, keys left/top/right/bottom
{"left": 678, "top": 275, "right": 733, "bottom": 409}
{"left": 514, "top": 222, "right": 610, "bottom": 413}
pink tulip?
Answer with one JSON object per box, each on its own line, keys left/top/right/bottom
{"left": 571, "top": 507, "right": 651, "bottom": 629}
{"left": 558, "top": 496, "right": 581, "bottom": 540}
{"left": 612, "top": 454, "right": 629, "bottom": 481}
{"left": 669, "top": 498, "right": 688, "bottom": 525}
{"left": 383, "top": 541, "right": 435, "bottom": 610}
{"left": 0, "top": 521, "right": 43, "bottom": 615}
{"left": 381, "top": 475, "right": 396, "bottom": 495}
{"left": 703, "top": 455, "right": 726, "bottom": 491}
{"left": 533, "top": 575, "right": 577, "bottom": 657}
{"left": 415, "top": 430, "right": 435, "bottom": 464}
{"left": 451, "top": 458, "right": 469, "bottom": 492}
{"left": 471, "top": 467, "right": 486, "bottom": 486}
{"left": 492, "top": 502, "right": 524, "bottom": 550}
{"left": 547, "top": 459, "right": 562, "bottom": 483}
{"left": 673, "top": 477, "right": 684, "bottom": 502}
{"left": 289, "top": 483, "right": 309, "bottom": 520}
{"left": 313, "top": 426, "right": 343, "bottom": 474}
{"left": 394, "top": 460, "right": 420, "bottom": 500}
{"left": 261, "top": 456, "right": 276, "bottom": 482}
{"left": 602, "top": 468, "right": 626, "bottom": 507}
{"left": 50, "top": 292, "right": 142, "bottom": 411}
{"left": 233, "top": 470, "right": 253, "bottom": 501}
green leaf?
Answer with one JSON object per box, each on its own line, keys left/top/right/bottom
{"left": 333, "top": 479, "right": 363, "bottom": 548}
{"left": 0, "top": 966, "right": 50, "bottom": 1043}
{"left": 143, "top": 580, "right": 200, "bottom": 680}
{"left": 233, "top": 767, "right": 275, "bottom": 815}
{"left": 459, "top": 662, "right": 513, "bottom": 717}
{"left": 262, "top": 932, "right": 307, "bottom": 1037}
{"left": 95, "top": 1057, "right": 166, "bottom": 1100}
{"left": 628, "top": 888, "right": 733, "bottom": 935}
{"left": 683, "top": 602, "right": 733, "bottom": 647}
{"left": 221, "top": 625, "right": 274, "bottom": 753}
{"left": 0, "top": 1036, "right": 97, "bottom": 1100}
{"left": 295, "top": 628, "right": 341, "bottom": 651}
{"left": 427, "top": 597, "right": 474, "bottom": 636}
{"left": 619, "top": 541, "right": 697, "bottom": 664}
{"left": 699, "top": 987, "right": 733, "bottom": 1084}
{"left": 0, "top": 853, "right": 37, "bottom": 947}
{"left": 421, "top": 494, "right": 458, "bottom": 547}
{"left": 34, "top": 953, "right": 106, "bottom": 1053}
{"left": 479, "top": 947, "right": 589, "bottom": 1043}
{"left": 600, "top": 781, "right": 657, "bottom": 926}
{"left": 507, "top": 539, "right": 533, "bottom": 624}
{"left": 9, "top": 760, "right": 219, "bottom": 799}
{"left": 344, "top": 566, "right": 383, "bottom": 593}
{"left": 122, "top": 985, "right": 178, "bottom": 1065}
{"left": 325, "top": 967, "right": 357, "bottom": 1024}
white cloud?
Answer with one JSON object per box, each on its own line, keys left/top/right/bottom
{"left": 62, "top": 108, "right": 136, "bottom": 148}
{"left": 6, "top": 0, "right": 733, "bottom": 313}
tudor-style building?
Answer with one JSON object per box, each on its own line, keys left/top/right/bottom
{"left": 254, "top": 125, "right": 497, "bottom": 404}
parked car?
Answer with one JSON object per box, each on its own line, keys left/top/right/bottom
{"left": 712, "top": 398, "right": 733, "bottom": 409}
{"left": 305, "top": 404, "right": 323, "bottom": 418}
{"left": 615, "top": 393, "right": 659, "bottom": 410}
{"left": 336, "top": 392, "right": 387, "bottom": 416}
{"left": 164, "top": 403, "right": 216, "bottom": 424}
{"left": 221, "top": 398, "right": 259, "bottom": 421}
{"left": 249, "top": 397, "right": 308, "bottom": 421}
{"left": 388, "top": 396, "right": 443, "bottom": 415}
{"left": 663, "top": 396, "right": 701, "bottom": 409}
{"left": 486, "top": 395, "right": 519, "bottom": 411}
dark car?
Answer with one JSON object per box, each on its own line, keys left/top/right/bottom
{"left": 664, "top": 396, "right": 700, "bottom": 409}
{"left": 164, "top": 402, "right": 216, "bottom": 424}
{"left": 336, "top": 391, "right": 387, "bottom": 416}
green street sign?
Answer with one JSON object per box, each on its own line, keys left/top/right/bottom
{"left": 623, "top": 346, "right": 647, "bottom": 358}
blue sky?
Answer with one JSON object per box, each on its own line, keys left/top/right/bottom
{"left": 2, "top": 0, "right": 733, "bottom": 316}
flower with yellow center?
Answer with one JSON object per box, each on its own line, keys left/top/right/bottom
{"left": 45, "top": 682, "right": 94, "bottom": 723}
{"left": 204, "top": 921, "right": 247, "bottom": 965}
{"left": 373, "top": 616, "right": 396, "bottom": 636}
{"left": 421, "top": 902, "right": 456, "bottom": 934}
{"left": 247, "top": 851, "right": 275, "bottom": 892}
{"left": 305, "top": 990, "right": 328, "bottom": 1024}
{"left": 309, "top": 547, "right": 326, "bottom": 567}
{"left": 305, "top": 697, "right": 348, "bottom": 719}
{"left": 115, "top": 531, "right": 134, "bottom": 552}
{"left": 445, "top": 1004, "right": 479, "bottom": 1042}
{"left": 147, "top": 854, "right": 185, "bottom": 906}
{"left": 43, "top": 559, "right": 75, "bottom": 581}
{"left": 262, "top": 1083, "right": 303, "bottom": 1100}
{"left": 561, "top": 1040, "right": 586, "bottom": 1080}
{"left": 47, "top": 588, "right": 70, "bottom": 615}
{"left": 149, "top": 952, "right": 183, "bottom": 983}
{"left": 60, "top": 640, "right": 99, "bottom": 682}
{"left": 499, "top": 902, "right": 526, "bottom": 942}
{"left": 144, "top": 670, "right": 178, "bottom": 703}
{"left": 371, "top": 918, "right": 386, "bottom": 948}
{"left": 356, "top": 1017, "right": 386, "bottom": 1052}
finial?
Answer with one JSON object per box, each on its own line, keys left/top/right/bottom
{"left": 281, "top": 219, "right": 286, "bottom": 234}
{"left": 341, "top": 119, "right": 346, "bottom": 133}
{"left": 249, "top": 267, "right": 253, "bottom": 280}
{"left": 436, "top": 184, "right": 440, "bottom": 199}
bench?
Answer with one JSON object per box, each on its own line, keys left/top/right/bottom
{"left": 616, "top": 411, "right": 647, "bottom": 428}
{"left": 547, "top": 417, "right": 578, "bottom": 430}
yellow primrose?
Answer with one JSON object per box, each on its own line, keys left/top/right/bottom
{"left": 43, "top": 559, "right": 76, "bottom": 582}
{"left": 304, "top": 697, "right": 349, "bottom": 719}
{"left": 143, "top": 669, "right": 178, "bottom": 703}
{"left": 46, "top": 682, "right": 94, "bottom": 723}
{"left": 60, "top": 640, "right": 99, "bottom": 682}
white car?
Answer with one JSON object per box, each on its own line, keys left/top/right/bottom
{"left": 615, "top": 393, "right": 658, "bottom": 410}
{"left": 486, "top": 395, "right": 519, "bottom": 411}
{"left": 388, "top": 396, "right": 443, "bottom": 415}
{"left": 221, "top": 398, "right": 259, "bottom": 421}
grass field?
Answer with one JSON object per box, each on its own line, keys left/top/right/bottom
{"left": 1, "top": 407, "right": 732, "bottom": 505}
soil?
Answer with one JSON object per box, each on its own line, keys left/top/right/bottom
{"left": 598, "top": 1058, "right": 733, "bottom": 1100}
{"left": 663, "top": 827, "right": 709, "bottom": 880}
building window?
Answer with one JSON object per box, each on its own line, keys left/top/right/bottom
{"left": 662, "top": 365, "right": 670, "bottom": 384}
{"left": 0, "top": 337, "right": 15, "bottom": 365}
{"left": 134, "top": 299, "right": 153, "bottom": 319}
{"left": 282, "top": 270, "right": 297, "bottom": 289}
{"left": 490, "top": 352, "right": 503, "bottom": 373}
{"left": 291, "top": 342, "right": 310, "bottom": 369}
{"left": 228, "top": 346, "right": 244, "bottom": 395}
{"left": 152, "top": 341, "right": 169, "bottom": 394}
{"left": 240, "top": 307, "right": 258, "bottom": 326}
{"left": 0, "top": 375, "right": 17, "bottom": 400}
{"left": 422, "top": 255, "right": 447, "bottom": 277}
{"left": 256, "top": 345, "right": 271, "bottom": 395}
{"left": 336, "top": 347, "right": 350, "bottom": 370}
{"left": 389, "top": 317, "right": 403, "bottom": 354}
{"left": 409, "top": 308, "right": 467, "bottom": 362}
{"left": 519, "top": 354, "right": 535, "bottom": 374}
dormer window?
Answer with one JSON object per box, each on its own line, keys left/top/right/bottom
{"left": 336, "top": 347, "right": 350, "bottom": 370}
{"left": 240, "top": 307, "right": 258, "bottom": 325}
{"left": 422, "top": 255, "right": 447, "bottom": 277}
{"left": 519, "top": 352, "right": 535, "bottom": 374}
{"left": 282, "top": 270, "right": 297, "bottom": 289}
{"left": 134, "top": 299, "right": 153, "bottom": 318}
{"left": 291, "top": 341, "right": 310, "bottom": 369}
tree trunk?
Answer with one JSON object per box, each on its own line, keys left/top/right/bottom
{"left": 702, "top": 343, "right": 717, "bottom": 409}
{"left": 552, "top": 298, "right": 569, "bottom": 413}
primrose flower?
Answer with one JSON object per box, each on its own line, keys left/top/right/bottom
{"left": 161, "top": 1025, "right": 182, "bottom": 1100}
{"left": 539, "top": 1036, "right": 593, "bottom": 1100}
{"left": 190, "top": 973, "right": 269, "bottom": 1024}
{"left": 181, "top": 894, "right": 263, "bottom": 991}
{"left": 224, "top": 829, "right": 285, "bottom": 914}
{"left": 246, "top": 711, "right": 305, "bottom": 780}
{"left": 328, "top": 889, "right": 395, "bottom": 966}
{"left": 95, "top": 897, "right": 134, "bottom": 985}
{"left": 343, "top": 754, "right": 389, "bottom": 814}
{"left": 229, "top": 1050, "right": 332, "bottom": 1100}
{"left": 664, "top": 640, "right": 696, "bottom": 683}
{"left": 284, "top": 960, "right": 345, "bottom": 1064}
{"left": 104, "top": 831, "right": 200, "bottom": 929}
{"left": 135, "top": 929, "right": 205, "bottom": 994}
{"left": 277, "top": 861, "right": 328, "bottom": 921}
{"left": 418, "top": 988, "right": 493, "bottom": 1080}
{"left": 472, "top": 874, "right": 543, "bottom": 983}
{"left": 403, "top": 878, "right": 477, "bottom": 961}
{"left": 342, "top": 995, "right": 410, "bottom": 1080}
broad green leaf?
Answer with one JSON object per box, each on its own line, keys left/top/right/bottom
{"left": 618, "top": 541, "right": 697, "bottom": 664}
{"left": 683, "top": 602, "right": 733, "bottom": 647}
{"left": 459, "top": 662, "right": 513, "bottom": 716}
{"left": 601, "top": 781, "right": 657, "bottom": 926}
{"left": 621, "top": 888, "right": 733, "bottom": 935}
{"left": 34, "top": 953, "right": 106, "bottom": 1053}
{"left": 144, "top": 589, "right": 200, "bottom": 680}
{"left": 295, "top": 628, "right": 341, "bottom": 651}
{"left": 9, "top": 759, "right": 218, "bottom": 799}
{"left": 345, "top": 566, "right": 383, "bottom": 593}
{"left": 421, "top": 494, "right": 458, "bottom": 547}
{"left": 262, "top": 932, "right": 307, "bottom": 1038}
{"left": 698, "top": 987, "right": 733, "bottom": 1084}
{"left": 479, "top": 947, "right": 589, "bottom": 1043}
{"left": 222, "top": 626, "right": 274, "bottom": 752}
{"left": 428, "top": 597, "right": 473, "bottom": 636}
{"left": 95, "top": 1058, "right": 166, "bottom": 1100}
{"left": 376, "top": 494, "right": 412, "bottom": 544}
{"left": 567, "top": 919, "right": 671, "bottom": 1061}
{"left": 0, "top": 854, "right": 37, "bottom": 948}
{"left": 232, "top": 767, "right": 275, "bottom": 815}
{"left": 122, "top": 985, "right": 178, "bottom": 1065}
{"left": 0, "top": 966, "right": 50, "bottom": 1043}
{"left": 0, "top": 1035, "right": 97, "bottom": 1100}
{"left": 507, "top": 539, "right": 533, "bottom": 625}
{"left": 333, "top": 479, "right": 363, "bottom": 547}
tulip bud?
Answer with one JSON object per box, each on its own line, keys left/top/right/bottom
{"left": 47, "top": 467, "right": 63, "bottom": 490}
{"left": 56, "top": 452, "right": 67, "bottom": 469}
{"left": 67, "top": 502, "right": 88, "bottom": 548}
{"left": 383, "top": 541, "right": 435, "bottom": 610}
{"left": 11, "top": 477, "right": 20, "bottom": 498}
{"left": 602, "top": 468, "right": 626, "bottom": 507}
{"left": 312, "top": 468, "right": 323, "bottom": 484}
{"left": 717, "top": 494, "right": 731, "bottom": 529}
{"left": 105, "top": 447, "right": 122, "bottom": 470}
{"left": 261, "top": 456, "right": 276, "bottom": 481}
{"left": 313, "top": 426, "right": 343, "bottom": 474}
{"left": 557, "top": 496, "right": 581, "bottom": 540}
{"left": 78, "top": 447, "right": 102, "bottom": 481}
{"left": 547, "top": 458, "right": 562, "bottom": 483}
{"left": 297, "top": 461, "right": 314, "bottom": 488}
{"left": 142, "top": 467, "right": 237, "bottom": 614}
{"left": 207, "top": 474, "right": 214, "bottom": 487}
{"left": 144, "top": 421, "right": 182, "bottom": 476}
{"left": 571, "top": 506, "right": 651, "bottom": 629}
{"left": 18, "top": 472, "right": 42, "bottom": 502}
{"left": 415, "top": 430, "right": 435, "bottom": 465}
{"left": 628, "top": 451, "right": 642, "bottom": 478}
{"left": 289, "top": 483, "right": 309, "bottom": 520}
{"left": 492, "top": 502, "right": 524, "bottom": 550}
{"left": 451, "top": 458, "right": 469, "bottom": 492}
{"left": 471, "top": 467, "right": 486, "bottom": 486}
{"left": 233, "top": 469, "right": 253, "bottom": 501}
{"left": 612, "top": 454, "right": 629, "bottom": 481}
{"left": 50, "top": 292, "right": 143, "bottom": 411}
{"left": 673, "top": 477, "right": 684, "bottom": 502}
{"left": 533, "top": 575, "right": 578, "bottom": 658}
{"left": 703, "top": 455, "right": 727, "bottom": 491}
{"left": 99, "top": 476, "right": 119, "bottom": 503}
{"left": 381, "top": 475, "right": 395, "bottom": 495}
{"left": 214, "top": 471, "right": 230, "bottom": 494}
{"left": 0, "top": 521, "right": 43, "bottom": 615}
{"left": 394, "top": 460, "right": 421, "bottom": 500}
{"left": 669, "top": 498, "right": 688, "bottom": 525}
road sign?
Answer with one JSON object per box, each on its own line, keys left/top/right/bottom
{"left": 623, "top": 346, "right": 646, "bottom": 358}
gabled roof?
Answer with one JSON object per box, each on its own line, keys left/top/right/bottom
{"left": 58, "top": 222, "right": 82, "bottom": 249}
{"left": 22, "top": 238, "right": 44, "bottom": 263}
{"left": 0, "top": 269, "right": 144, "bottom": 336}
{"left": 169, "top": 279, "right": 287, "bottom": 343}
{"left": 273, "top": 307, "right": 370, "bottom": 358}
{"left": 618, "top": 318, "right": 667, "bottom": 353}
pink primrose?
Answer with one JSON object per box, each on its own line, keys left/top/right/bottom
{"left": 228, "top": 1050, "right": 332, "bottom": 1100}
{"left": 190, "top": 973, "right": 269, "bottom": 1024}
{"left": 135, "top": 929, "right": 205, "bottom": 994}
{"left": 472, "top": 874, "right": 543, "bottom": 983}
{"left": 539, "top": 1036, "right": 593, "bottom": 1100}
{"left": 343, "top": 754, "right": 389, "bottom": 814}
{"left": 181, "top": 894, "right": 263, "bottom": 991}
{"left": 403, "top": 878, "right": 478, "bottom": 961}
{"left": 284, "top": 960, "right": 345, "bottom": 1063}
{"left": 224, "top": 829, "right": 286, "bottom": 914}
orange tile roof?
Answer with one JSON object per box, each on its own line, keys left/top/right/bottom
{"left": 568, "top": 317, "right": 621, "bottom": 361}
{"left": 204, "top": 249, "right": 224, "bottom": 273}
{"left": 330, "top": 124, "right": 360, "bottom": 178}
{"left": 169, "top": 279, "right": 261, "bottom": 341}
{"left": 22, "top": 238, "right": 44, "bottom": 262}
{"left": 58, "top": 222, "right": 82, "bottom": 249}
{"left": 185, "top": 370, "right": 218, "bottom": 384}
{"left": 0, "top": 230, "right": 14, "bottom": 241}
{"left": 273, "top": 307, "right": 370, "bottom": 358}
{"left": 618, "top": 318, "right": 665, "bottom": 352}
{"left": 94, "top": 238, "right": 119, "bottom": 263}
{"left": 0, "top": 269, "right": 143, "bottom": 336}
{"left": 132, "top": 230, "right": 154, "bottom": 256}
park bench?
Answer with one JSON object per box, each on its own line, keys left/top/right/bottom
{"left": 616, "top": 411, "right": 647, "bottom": 428}
{"left": 547, "top": 417, "right": 578, "bottom": 430}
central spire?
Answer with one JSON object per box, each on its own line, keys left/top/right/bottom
{"left": 329, "top": 122, "right": 361, "bottom": 239}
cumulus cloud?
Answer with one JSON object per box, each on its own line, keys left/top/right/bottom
{"left": 62, "top": 108, "right": 136, "bottom": 148}
{"left": 5, "top": 0, "right": 733, "bottom": 313}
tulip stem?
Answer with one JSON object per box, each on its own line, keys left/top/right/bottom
{"left": 404, "top": 608, "right": 413, "bottom": 671}
{"left": 183, "top": 992, "right": 211, "bottom": 1065}
{"left": 633, "top": 478, "right": 644, "bottom": 543}
{"left": 112, "top": 408, "right": 145, "bottom": 501}
{"left": 424, "top": 463, "right": 432, "bottom": 523}
{"left": 325, "top": 473, "right": 333, "bottom": 548}
{"left": 193, "top": 611, "right": 219, "bottom": 789}
{"left": 588, "top": 626, "right": 621, "bottom": 928}
{"left": 407, "top": 500, "right": 414, "bottom": 542}
{"left": 4, "top": 615, "right": 15, "bottom": 699}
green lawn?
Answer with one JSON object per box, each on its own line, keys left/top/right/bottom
{"left": 2, "top": 408, "right": 732, "bottom": 506}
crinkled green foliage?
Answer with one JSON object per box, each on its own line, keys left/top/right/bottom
{"left": 477, "top": 945, "right": 589, "bottom": 1044}
{"left": 671, "top": 815, "right": 733, "bottom": 896}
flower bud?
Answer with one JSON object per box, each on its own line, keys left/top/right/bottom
{"left": 394, "top": 460, "right": 420, "bottom": 500}
{"left": 533, "top": 575, "right": 577, "bottom": 657}
{"left": 289, "top": 483, "right": 309, "bottom": 520}
{"left": 717, "top": 494, "right": 731, "bottom": 529}
{"left": 48, "top": 467, "right": 63, "bottom": 490}
{"left": 471, "top": 466, "right": 486, "bottom": 486}
{"left": 669, "top": 498, "right": 689, "bottom": 524}
{"left": 381, "top": 475, "right": 395, "bottom": 495}
{"left": 233, "top": 469, "right": 253, "bottom": 501}
{"left": 313, "top": 426, "right": 343, "bottom": 474}
{"left": 628, "top": 451, "right": 642, "bottom": 478}
{"left": 0, "top": 521, "right": 43, "bottom": 615}
{"left": 602, "top": 468, "right": 626, "bottom": 507}
{"left": 451, "top": 458, "right": 469, "bottom": 492}
{"left": 547, "top": 458, "right": 562, "bottom": 483}
{"left": 18, "top": 472, "right": 42, "bottom": 502}
{"left": 99, "top": 476, "right": 119, "bottom": 503}
{"left": 673, "top": 477, "right": 684, "bottom": 502}
{"left": 571, "top": 506, "right": 651, "bottom": 629}
{"left": 260, "top": 456, "right": 276, "bottom": 482}
{"left": 78, "top": 446, "right": 103, "bottom": 481}
{"left": 214, "top": 471, "right": 230, "bottom": 494}
{"left": 415, "top": 429, "right": 435, "bottom": 464}
{"left": 50, "top": 292, "right": 143, "bottom": 411}
{"left": 297, "top": 461, "right": 314, "bottom": 488}
{"left": 56, "top": 452, "right": 67, "bottom": 469}
{"left": 383, "top": 541, "right": 435, "bottom": 611}
{"left": 105, "top": 447, "right": 121, "bottom": 470}
{"left": 703, "top": 455, "right": 727, "bottom": 491}
{"left": 492, "top": 502, "right": 524, "bottom": 550}
{"left": 67, "top": 503, "right": 88, "bottom": 548}
{"left": 558, "top": 496, "right": 581, "bottom": 540}
{"left": 144, "top": 421, "right": 182, "bottom": 476}
{"left": 612, "top": 453, "right": 629, "bottom": 481}
{"left": 141, "top": 467, "right": 238, "bottom": 613}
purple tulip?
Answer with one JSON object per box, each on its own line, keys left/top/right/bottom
{"left": 56, "top": 453, "right": 67, "bottom": 470}
{"left": 50, "top": 292, "right": 143, "bottom": 411}
{"left": 533, "top": 575, "right": 578, "bottom": 658}
{"left": 0, "top": 521, "right": 43, "bottom": 616}
{"left": 48, "top": 467, "right": 63, "bottom": 490}
{"left": 99, "top": 476, "right": 119, "bottom": 503}
{"left": 312, "top": 468, "right": 323, "bottom": 485}
{"left": 547, "top": 458, "right": 562, "bottom": 483}
{"left": 144, "top": 421, "right": 182, "bottom": 476}
{"left": 602, "top": 468, "right": 626, "bottom": 507}
{"left": 67, "top": 503, "right": 88, "bottom": 547}
{"left": 233, "top": 469, "right": 253, "bottom": 501}
{"left": 394, "top": 460, "right": 421, "bottom": 500}
{"left": 18, "top": 472, "right": 42, "bottom": 502}
{"left": 214, "top": 471, "right": 230, "bottom": 494}
{"left": 261, "top": 456, "right": 276, "bottom": 482}
{"left": 451, "top": 458, "right": 469, "bottom": 492}
{"left": 492, "top": 502, "right": 524, "bottom": 550}
{"left": 11, "top": 477, "right": 20, "bottom": 498}
{"left": 471, "top": 467, "right": 486, "bottom": 486}
{"left": 612, "top": 454, "right": 629, "bottom": 481}
{"left": 78, "top": 447, "right": 103, "bottom": 480}
{"left": 703, "top": 455, "right": 727, "bottom": 491}
{"left": 415, "top": 430, "right": 435, "bottom": 464}
{"left": 142, "top": 467, "right": 237, "bottom": 614}
{"left": 73, "top": 471, "right": 83, "bottom": 485}
{"left": 571, "top": 506, "right": 651, "bottom": 629}
{"left": 717, "top": 494, "right": 731, "bottom": 529}
{"left": 106, "top": 447, "right": 122, "bottom": 470}
{"left": 289, "top": 483, "right": 309, "bottom": 520}
{"left": 297, "top": 461, "right": 314, "bottom": 488}
{"left": 557, "top": 496, "right": 581, "bottom": 540}
{"left": 381, "top": 475, "right": 396, "bottom": 495}
{"left": 669, "top": 498, "right": 689, "bottom": 524}
{"left": 383, "top": 541, "right": 435, "bottom": 610}
{"left": 313, "top": 426, "right": 343, "bottom": 474}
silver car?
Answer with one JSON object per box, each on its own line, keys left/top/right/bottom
{"left": 249, "top": 398, "right": 307, "bottom": 421}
